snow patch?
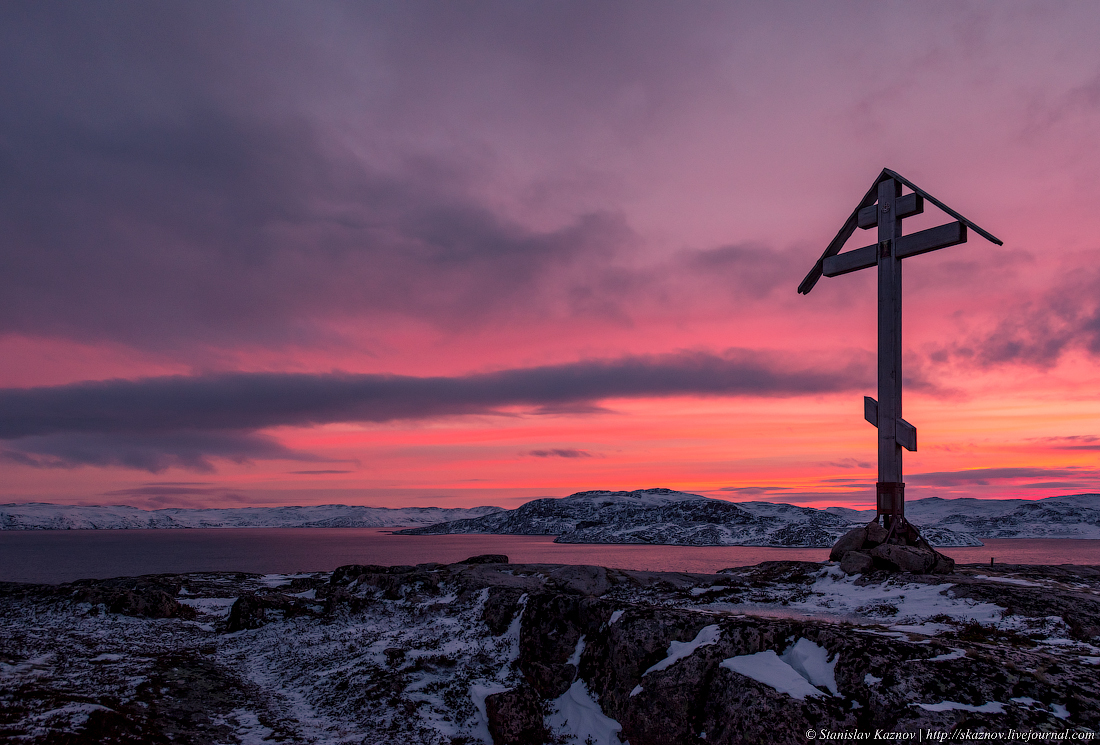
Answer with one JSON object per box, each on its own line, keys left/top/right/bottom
{"left": 644, "top": 624, "right": 721, "bottom": 675}
{"left": 470, "top": 683, "right": 510, "bottom": 744}
{"left": 913, "top": 701, "right": 1005, "bottom": 713}
{"left": 926, "top": 648, "right": 966, "bottom": 662}
{"left": 609, "top": 610, "right": 624, "bottom": 625}
{"left": 973, "top": 575, "right": 1044, "bottom": 587}
{"left": 546, "top": 679, "right": 625, "bottom": 745}
{"left": 566, "top": 636, "right": 586, "bottom": 667}
{"left": 780, "top": 638, "right": 838, "bottom": 696}
{"left": 720, "top": 650, "right": 825, "bottom": 700}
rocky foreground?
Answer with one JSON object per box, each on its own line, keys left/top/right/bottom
{"left": 2, "top": 559, "right": 1099, "bottom": 745}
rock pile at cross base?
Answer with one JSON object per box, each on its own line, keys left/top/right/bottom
{"left": 829, "top": 519, "right": 956, "bottom": 575}
{"left": 2, "top": 558, "right": 1099, "bottom": 744}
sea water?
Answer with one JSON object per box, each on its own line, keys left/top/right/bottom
{"left": 1, "top": 529, "right": 1097, "bottom": 584}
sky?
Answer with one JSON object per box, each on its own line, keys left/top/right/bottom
{"left": 2, "top": 1, "right": 1100, "bottom": 511}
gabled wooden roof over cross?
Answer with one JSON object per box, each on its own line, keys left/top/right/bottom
{"left": 799, "top": 168, "right": 1001, "bottom": 529}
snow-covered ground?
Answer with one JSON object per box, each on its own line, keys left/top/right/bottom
{"left": 2, "top": 558, "right": 1099, "bottom": 743}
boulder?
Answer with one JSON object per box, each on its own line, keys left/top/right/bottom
{"left": 930, "top": 551, "right": 956, "bottom": 575}
{"left": 70, "top": 579, "right": 195, "bottom": 620}
{"left": 547, "top": 565, "right": 610, "bottom": 597}
{"left": 839, "top": 551, "right": 874, "bottom": 575}
{"left": 226, "top": 593, "right": 265, "bottom": 631}
{"left": 829, "top": 526, "right": 868, "bottom": 561}
{"left": 865, "top": 520, "right": 889, "bottom": 545}
{"left": 485, "top": 685, "right": 549, "bottom": 745}
{"left": 869, "top": 544, "right": 935, "bottom": 573}
{"left": 482, "top": 586, "right": 527, "bottom": 635}
{"left": 458, "top": 554, "right": 509, "bottom": 565}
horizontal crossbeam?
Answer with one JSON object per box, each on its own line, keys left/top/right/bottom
{"left": 857, "top": 192, "right": 924, "bottom": 229}
{"left": 863, "top": 396, "right": 917, "bottom": 451}
{"left": 821, "top": 221, "right": 967, "bottom": 277}
{"left": 895, "top": 220, "right": 966, "bottom": 260}
{"left": 798, "top": 168, "right": 1002, "bottom": 296}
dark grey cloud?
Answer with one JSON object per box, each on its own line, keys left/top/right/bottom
{"left": 826, "top": 458, "right": 873, "bottom": 470}
{"left": 0, "top": 349, "right": 872, "bottom": 470}
{"left": 1, "top": 431, "right": 312, "bottom": 473}
{"left": 528, "top": 449, "right": 594, "bottom": 459}
{"left": 1029, "top": 435, "right": 1100, "bottom": 451}
{"left": 103, "top": 485, "right": 221, "bottom": 497}
{"left": 0, "top": 2, "right": 756, "bottom": 353}
{"left": 929, "top": 268, "right": 1100, "bottom": 369}
{"left": 906, "top": 467, "right": 1093, "bottom": 487}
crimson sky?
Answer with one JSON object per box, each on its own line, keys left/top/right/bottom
{"left": 3, "top": 2, "right": 1100, "bottom": 510}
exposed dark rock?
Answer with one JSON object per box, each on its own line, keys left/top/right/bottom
{"left": 225, "top": 593, "right": 265, "bottom": 632}
{"left": 931, "top": 551, "right": 956, "bottom": 574}
{"left": 482, "top": 586, "right": 526, "bottom": 635}
{"left": 485, "top": 685, "right": 549, "bottom": 745}
{"left": 5, "top": 559, "right": 1100, "bottom": 744}
{"left": 70, "top": 578, "right": 196, "bottom": 620}
{"left": 865, "top": 520, "right": 889, "bottom": 545}
{"left": 829, "top": 518, "right": 956, "bottom": 575}
{"left": 519, "top": 593, "right": 590, "bottom": 698}
{"left": 829, "top": 525, "right": 867, "bottom": 561}
{"left": 839, "top": 550, "right": 874, "bottom": 575}
{"left": 330, "top": 564, "right": 416, "bottom": 584}
{"left": 546, "top": 564, "right": 610, "bottom": 596}
{"left": 870, "top": 543, "right": 935, "bottom": 573}
{"left": 457, "top": 554, "right": 509, "bottom": 564}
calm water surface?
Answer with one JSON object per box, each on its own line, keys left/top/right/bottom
{"left": 1, "top": 529, "right": 1097, "bottom": 584}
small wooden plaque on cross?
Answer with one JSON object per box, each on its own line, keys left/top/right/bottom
{"left": 799, "top": 169, "right": 1002, "bottom": 531}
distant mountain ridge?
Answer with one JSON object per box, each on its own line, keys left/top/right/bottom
{"left": 0, "top": 503, "right": 503, "bottom": 530}
{"left": 398, "top": 488, "right": 1100, "bottom": 547}
{"left": 5, "top": 492, "right": 1099, "bottom": 546}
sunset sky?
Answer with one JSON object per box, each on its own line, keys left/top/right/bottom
{"left": 3, "top": 2, "right": 1100, "bottom": 510}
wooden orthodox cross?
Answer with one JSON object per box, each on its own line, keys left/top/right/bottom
{"left": 799, "top": 169, "right": 1002, "bottom": 530}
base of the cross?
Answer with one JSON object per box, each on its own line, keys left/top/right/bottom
{"left": 829, "top": 491, "right": 955, "bottom": 575}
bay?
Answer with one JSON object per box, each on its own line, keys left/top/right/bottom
{"left": 1, "top": 529, "right": 1097, "bottom": 584}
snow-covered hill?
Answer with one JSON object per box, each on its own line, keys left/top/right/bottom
{"left": 0, "top": 503, "right": 503, "bottom": 530}
{"left": 398, "top": 488, "right": 984, "bottom": 547}
{"left": 7, "top": 491, "right": 1098, "bottom": 546}
{"left": 824, "top": 494, "right": 1100, "bottom": 540}
{"left": 401, "top": 489, "right": 1100, "bottom": 547}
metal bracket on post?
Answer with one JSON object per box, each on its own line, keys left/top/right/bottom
{"left": 876, "top": 481, "right": 905, "bottom": 524}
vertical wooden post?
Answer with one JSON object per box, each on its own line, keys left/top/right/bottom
{"left": 876, "top": 177, "right": 904, "bottom": 527}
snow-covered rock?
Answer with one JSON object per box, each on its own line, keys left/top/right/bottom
{"left": 3, "top": 558, "right": 1099, "bottom": 743}
{"left": 0, "top": 503, "right": 503, "bottom": 530}
{"left": 399, "top": 488, "right": 984, "bottom": 547}
{"left": 828, "top": 493, "right": 1100, "bottom": 540}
